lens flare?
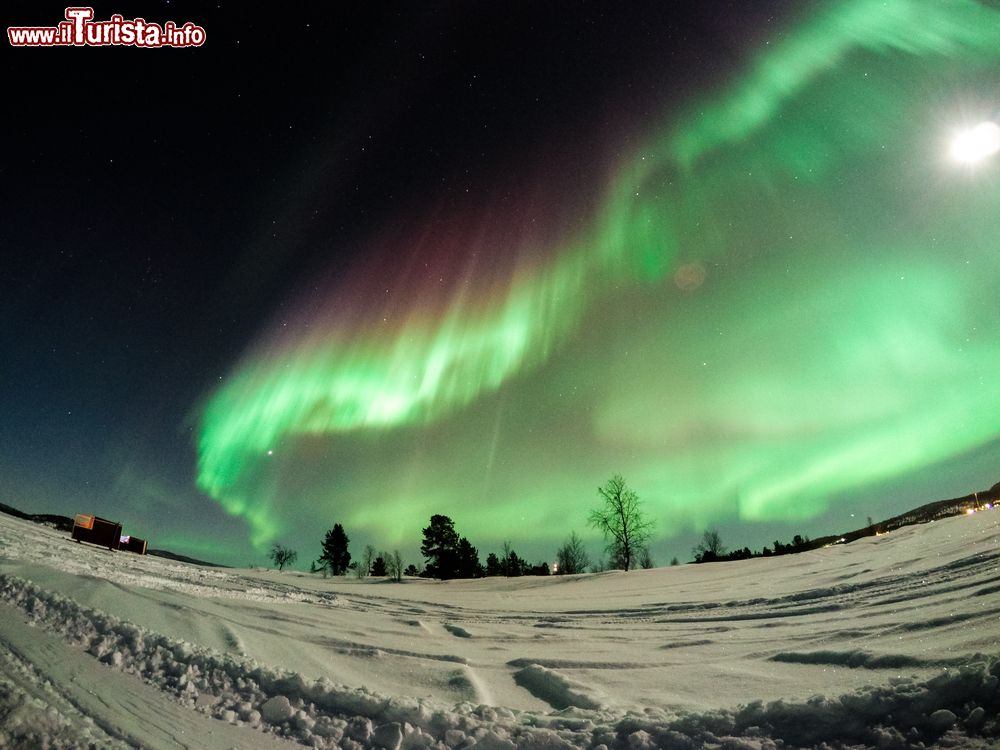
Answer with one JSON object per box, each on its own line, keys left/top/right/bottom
{"left": 950, "top": 121, "right": 1000, "bottom": 164}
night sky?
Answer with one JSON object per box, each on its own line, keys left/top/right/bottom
{"left": 3, "top": 0, "right": 998, "bottom": 568}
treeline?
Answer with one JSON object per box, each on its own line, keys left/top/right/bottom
{"left": 272, "top": 515, "right": 556, "bottom": 581}
{"left": 691, "top": 529, "right": 815, "bottom": 563}
{"left": 306, "top": 524, "right": 409, "bottom": 581}
{"left": 689, "top": 485, "right": 1000, "bottom": 566}
{"left": 265, "top": 473, "right": 662, "bottom": 579}
{"left": 289, "top": 474, "right": 990, "bottom": 575}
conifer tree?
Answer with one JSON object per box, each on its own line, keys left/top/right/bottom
{"left": 317, "top": 523, "right": 351, "bottom": 575}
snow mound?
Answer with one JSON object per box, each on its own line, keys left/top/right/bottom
{"left": 770, "top": 650, "right": 970, "bottom": 669}
{"left": 512, "top": 664, "right": 604, "bottom": 710}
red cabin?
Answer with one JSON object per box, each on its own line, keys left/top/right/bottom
{"left": 72, "top": 514, "right": 122, "bottom": 550}
{"left": 72, "top": 513, "right": 149, "bottom": 554}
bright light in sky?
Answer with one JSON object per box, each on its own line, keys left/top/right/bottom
{"left": 950, "top": 121, "right": 1000, "bottom": 164}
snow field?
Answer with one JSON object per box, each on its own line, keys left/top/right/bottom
{"left": 0, "top": 509, "right": 998, "bottom": 748}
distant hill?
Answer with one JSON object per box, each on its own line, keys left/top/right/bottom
{"left": 147, "top": 548, "right": 229, "bottom": 568}
{"left": 814, "top": 481, "right": 1000, "bottom": 548}
{"left": 0, "top": 503, "right": 228, "bottom": 568}
{"left": 0, "top": 503, "right": 74, "bottom": 532}
{"left": 697, "top": 481, "right": 1000, "bottom": 563}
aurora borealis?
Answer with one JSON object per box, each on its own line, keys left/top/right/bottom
{"left": 196, "top": 0, "right": 1000, "bottom": 554}
{"left": 4, "top": 0, "right": 998, "bottom": 567}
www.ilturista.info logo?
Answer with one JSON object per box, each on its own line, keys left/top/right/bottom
{"left": 8, "top": 7, "right": 206, "bottom": 48}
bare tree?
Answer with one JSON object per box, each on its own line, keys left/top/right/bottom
{"left": 355, "top": 544, "right": 376, "bottom": 579}
{"left": 383, "top": 549, "right": 404, "bottom": 582}
{"left": 693, "top": 529, "right": 726, "bottom": 562}
{"left": 638, "top": 546, "right": 655, "bottom": 569}
{"left": 269, "top": 544, "right": 298, "bottom": 571}
{"left": 555, "top": 530, "right": 591, "bottom": 574}
{"left": 588, "top": 474, "right": 653, "bottom": 571}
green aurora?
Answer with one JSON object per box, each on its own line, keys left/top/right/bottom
{"left": 198, "top": 0, "right": 1000, "bottom": 553}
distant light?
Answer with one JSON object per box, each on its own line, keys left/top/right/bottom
{"left": 966, "top": 508, "right": 976, "bottom": 515}
{"left": 267, "top": 450, "right": 273, "bottom": 456}
{"left": 950, "top": 121, "right": 1000, "bottom": 164}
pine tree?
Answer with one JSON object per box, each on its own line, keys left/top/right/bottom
{"left": 485, "top": 552, "right": 502, "bottom": 576}
{"left": 456, "top": 537, "right": 483, "bottom": 578}
{"left": 501, "top": 541, "right": 525, "bottom": 577}
{"left": 317, "top": 523, "right": 351, "bottom": 576}
{"left": 421, "top": 514, "right": 460, "bottom": 579}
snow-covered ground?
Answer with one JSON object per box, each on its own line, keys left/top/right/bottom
{"left": 0, "top": 509, "right": 997, "bottom": 749}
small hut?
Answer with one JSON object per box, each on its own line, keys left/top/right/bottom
{"left": 118, "top": 534, "right": 148, "bottom": 555}
{"left": 72, "top": 514, "right": 122, "bottom": 550}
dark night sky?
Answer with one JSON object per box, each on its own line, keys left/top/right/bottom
{"left": 3, "top": 0, "right": 997, "bottom": 566}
